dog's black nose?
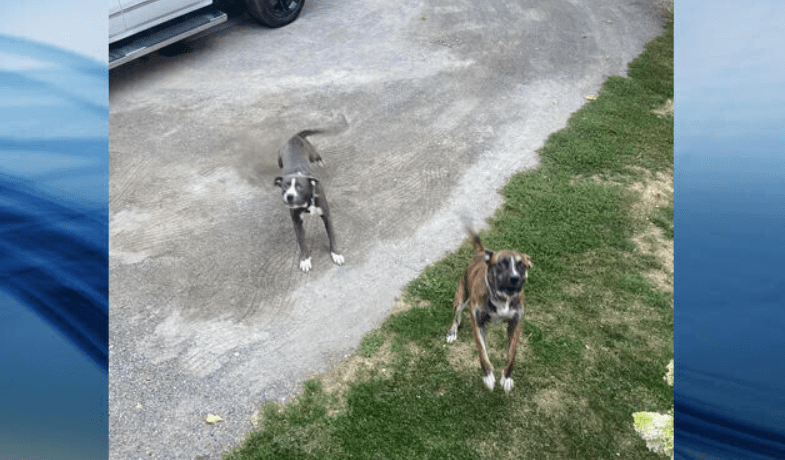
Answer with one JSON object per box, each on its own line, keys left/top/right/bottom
{"left": 509, "top": 275, "right": 521, "bottom": 285}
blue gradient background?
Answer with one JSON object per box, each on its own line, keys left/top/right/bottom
{"left": 676, "top": 0, "right": 785, "bottom": 458}
{"left": 1, "top": 1, "right": 108, "bottom": 458}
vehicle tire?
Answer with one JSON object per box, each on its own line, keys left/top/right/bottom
{"left": 243, "top": 0, "right": 304, "bottom": 28}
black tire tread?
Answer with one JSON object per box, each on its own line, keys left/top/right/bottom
{"left": 243, "top": 0, "right": 303, "bottom": 28}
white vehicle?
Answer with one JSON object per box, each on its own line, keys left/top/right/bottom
{"left": 109, "top": 0, "right": 304, "bottom": 69}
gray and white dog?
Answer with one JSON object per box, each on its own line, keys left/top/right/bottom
{"left": 274, "top": 120, "right": 347, "bottom": 272}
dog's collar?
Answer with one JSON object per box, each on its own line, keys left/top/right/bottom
{"left": 290, "top": 196, "right": 318, "bottom": 212}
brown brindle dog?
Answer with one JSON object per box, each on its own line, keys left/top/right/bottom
{"left": 446, "top": 230, "right": 532, "bottom": 392}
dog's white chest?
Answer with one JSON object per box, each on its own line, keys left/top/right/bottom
{"left": 299, "top": 205, "right": 323, "bottom": 221}
{"left": 488, "top": 297, "right": 520, "bottom": 322}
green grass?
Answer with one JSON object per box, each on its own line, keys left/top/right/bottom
{"left": 651, "top": 197, "right": 674, "bottom": 239}
{"left": 225, "top": 15, "right": 673, "bottom": 460}
{"left": 356, "top": 330, "right": 384, "bottom": 358}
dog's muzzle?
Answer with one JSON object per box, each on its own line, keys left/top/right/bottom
{"left": 283, "top": 192, "right": 297, "bottom": 205}
{"left": 494, "top": 273, "right": 525, "bottom": 296}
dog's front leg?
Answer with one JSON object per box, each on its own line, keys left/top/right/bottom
{"left": 290, "top": 210, "right": 311, "bottom": 272}
{"left": 500, "top": 319, "right": 522, "bottom": 393}
{"left": 471, "top": 308, "right": 495, "bottom": 390}
{"left": 319, "top": 211, "right": 343, "bottom": 266}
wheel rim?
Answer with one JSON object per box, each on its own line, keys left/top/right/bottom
{"left": 271, "top": 0, "right": 300, "bottom": 18}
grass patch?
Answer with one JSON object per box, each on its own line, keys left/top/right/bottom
{"left": 226, "top": 380, "right": 339, "bottom": 460}
{"left": 356, "top": 330, "right": 384, "bottom": 358}
{"left": 225, "top": 15, "right": 673, "bottom": 460}
{"left": 651, "top": 197, "right": 674, "bottom": 239}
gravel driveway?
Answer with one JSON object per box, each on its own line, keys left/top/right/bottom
{"left": 108, "top": 0, "right": 668, "bottom": 458}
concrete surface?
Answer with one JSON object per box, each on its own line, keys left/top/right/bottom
{"left": 108, "top": 0, "right": 669, "bottom": 458}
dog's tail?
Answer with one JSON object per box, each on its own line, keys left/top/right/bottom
{"left": 468, "top": 229, "right": 485, "bottom": 254}
{"left": 465, "top": 226, "right": 494, "bottom": 265}
{"left": 295, "top": 114, "right": 349, "bottom": 140}
{"left": 460, "top": 218, "right": 484, "bottom": 253}
{"left": 461, "top": 222, "right": 485, "bottom": 254}
{"left": 296, "top": 128, "right": 328, "bottom": 138}
{"left": 461, "top": 218, "right": 493, "bottom": 263}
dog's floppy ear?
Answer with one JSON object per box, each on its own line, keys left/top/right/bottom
{"left": 274, "top": 177, "right": 283, "bottom": 187}
{"left": 522, "top": 254, "right": 533, "bottom": 269}
{"left": 484, "top": 250, "right": 494, "bottom": 264}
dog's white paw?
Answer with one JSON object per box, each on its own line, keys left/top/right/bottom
{"left": 299, "top": 257, "right": 312, "bottom": 272}
{"left": 446, "top": 330, "right": 457, "bottom": 343}
{"left": 482, "top": 372, "right": 495, "bottom": 390}
{"left": 331, "top": 252, "right": 344, "bottom": 266}
{"left": 500, "top": 375, "right": 514, "bottom": 393}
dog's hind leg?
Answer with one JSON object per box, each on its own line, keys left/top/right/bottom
{"left": 446, "top": 299, "right": 468, "bottom": 343}
{"left": 446, "top": 274, "right": 469, "bottom": 342}
{"left": 300, "top": 137, "right": 324, "bottom": 166}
